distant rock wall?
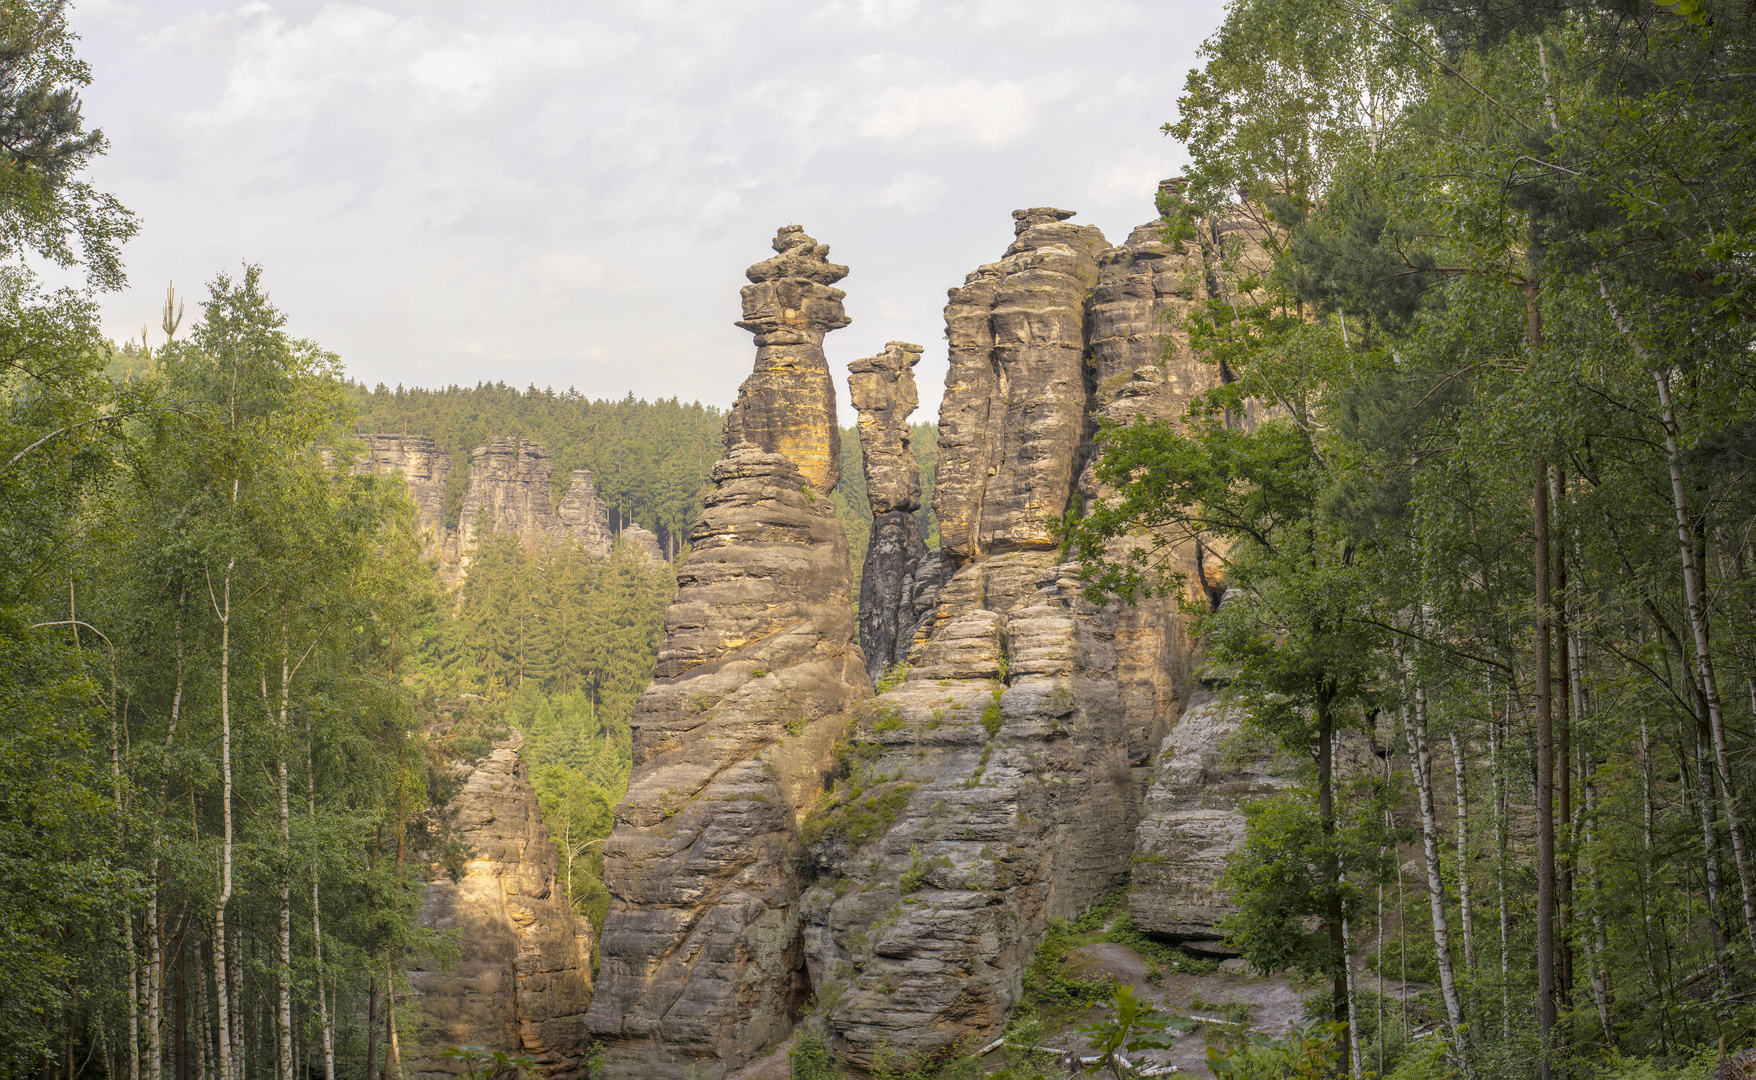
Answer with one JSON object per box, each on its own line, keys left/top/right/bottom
{"left": 348, "top": 434, "right": 658, "bottom": 587}
{"left": 347, "top": 434, "right": 453, "bottom": 548}
{"left": 406, "top": 734, "right": 594, "bottom": 1077}
{"left": 583, "top": 229, "right": 870, "bottom": 1079}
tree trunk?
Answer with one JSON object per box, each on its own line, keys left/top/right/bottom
{"left": 212, "top": 562, "right": 235, "bottom": 1080}
{"left": 1407, "top": 681, "right": 1468, "bottom": 1061}
{"left": 308, "top": 724, "right": 337, "bottom": 1080}
{"left": 1652, "top": 367, "right": 1756, "bottom": 954}
{"left": 276, "top": 637, "right": 294, "bottom": 1080}
{"left": 1583, "top": 763, "right": 1615, "bottom": 1047}
{"left": 1551, "top": 467, "right": 1574, "bottom": 1008}
{"left": 1599, "top": 276, "right": 1756, "bottom": 954}
{"left": 1316, "top": 683, "right": 1351, "bottom": 1074}
{"left": 384, "top": 952, "right": 402, "bottom": 1080}
{"left": 365, "top": 974, "right": 379, "bottom": 1080}
{"left": 1533, "top": 450, "right": 1558, "bottom": 1075}
{"left": 1491, "top": 700, "right": 1511, "bottom": 1041}
{"left": 1449, "top": 730, "right": 1478, "bottom": 991}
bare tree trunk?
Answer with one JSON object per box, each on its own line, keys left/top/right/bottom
{"left": 1654, "top": 368, "right": 1756, "bottom": 954}
{"left": 1491, "top": 696, "right": 1510, "bottom": 1041}
{"left": 1639, "top": 716, "right": 1663, "bottom": 999}
{"left": 365, "top": 974, "right": 378, "bottom": 1080}
{"left": 308, "top": 725, "right": 336, "bottom": 1080}
{"left": 148, "top": 879, "right": 162, "bottom": 1080}
{"left": 211, "top": 561, "right": 235, "bottom": 1080}
{"left": 1449, "top": 730, "right": 1478, "bottom": 989}
{"left": 1693, "top": 724, "right": 1728, "bottom": 976}
{"left": 196, "top": 941, "right": 211, "bottom": 1080}
{"left": 1533, "top": 449, "right": 1558, "bottom": 1075}
{"left": 228, "top": 928, "right": 242, "bottom": 1080}
{"left": 1552, "top": 467, "right": 1574, "bottom": 1008}
{"left": 1406, "top": 680, "right": 1468, "bottom": 1062}
{"left": 274, "top": 637, "right": 294, "bottom": 1080}
{"left": 384, "top": 953, "right": 401, "bottom": 1080}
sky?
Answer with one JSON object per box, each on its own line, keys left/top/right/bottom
{"left": 68, "top": 0, "right": 1229, "bottom": 423}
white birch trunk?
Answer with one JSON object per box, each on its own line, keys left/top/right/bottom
{"left": 211, "top": 562, "right": 235, "bottom": 1080}
{"left": 1449, "top": 730, "right": 1478, "bottom": 980}
{"left": 1407, "top": 683, "right": 1468, "bottom": 1057}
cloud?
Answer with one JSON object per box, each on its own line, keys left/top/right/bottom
{"left": 71, "top": 0, "right": 1220, "bottom": 419}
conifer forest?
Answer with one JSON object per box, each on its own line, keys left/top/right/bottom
{"left": 4, "top": 0, "right": 1756, "bottom": 1079}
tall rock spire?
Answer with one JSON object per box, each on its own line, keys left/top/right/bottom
{"left": 722, "top": 225, "right": 850, "bottom": 495}
{"left": 847, "top": 341, "right": 940, "bottom": 681}
{"left": 583, "top": 229, "right": 870, "bottom": 1079}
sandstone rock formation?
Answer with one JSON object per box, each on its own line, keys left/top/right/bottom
{"left": 557, "top": 467, "right": 615, "bottom": 556}
{"left": 617, "top": 523, "right": 668, "bottom": 566}
{"left": 934, "top": 207, "right": 1108, "bottom": 561}
{"left": 348, "top": 434, "right": 453, "bottom": 548}
{"left": 722, "top": 225, "right": 850, "bottom": 496}
{"left": 847, "top": 341, "right": 941, "bottom": 682}
{"left": 1126, "top": 684, "right": 1290, "bottom": 951}
{"left": 583, "top": 229, "right": 869, "bottom": 1079}
{"left": 350, "top": 435, "right": 621, "bottom": 585}
{"left": 583, "top": 189, "right": 1302, "bottom": 1074}
{"left": 794, "top": 209, "right": 1163, "bottom": 1068}
{"left": 406, "top": 734, "right": 593, "bottom": 1077}
{"left": 458, "top": 438, "right": 567, "bottom": 555}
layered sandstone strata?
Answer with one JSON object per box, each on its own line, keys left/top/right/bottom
{"left": 406, "top": 735, "right": 593, "bottom": 1077}
{"left": 847, "top": 341, "right": 941, "bottom": 681}
{"left": 721, "top": 225, "right": 850, "bottom": 495}
{"left": 794, "top": 209, "right": 1162, "bottom": 1067}
{"left": 583, "top": 229, "right": 869, "bottom": 1078}
{"left": 934, "top": 207, "right": 1108, "bottom": 562}
{"left": 349, "top": 434, "right": 453, "bottom": 548}
{"left": 458, "top": 438, "right": 566, "bottom": 554}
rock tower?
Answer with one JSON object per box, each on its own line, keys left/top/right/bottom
{"left": 582, "top": 229, "right": 871, "bottom": 1078}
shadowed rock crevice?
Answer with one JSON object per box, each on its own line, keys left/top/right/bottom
{"left": 848, "top": 341, "right": 944, "bottom": 682}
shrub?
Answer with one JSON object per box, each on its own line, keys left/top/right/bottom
{"left": 801, "top": 782, "right": 917, "bottom": 849}
{"left": 980, "top": 690, "right": 1003, "bottom": 738}
{"left": 789, "top": 1024, "right": 837, "bottom": 1080}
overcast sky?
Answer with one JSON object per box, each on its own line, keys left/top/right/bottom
{"left": 69, "top": 0, "right": 1227, "bottom": 423}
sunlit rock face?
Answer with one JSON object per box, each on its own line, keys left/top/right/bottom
{"left": 349, "top": 435, "right": 622, "bottom": 588}
{"left": 721, "top": 225, "right": 851, "bottom": 497}
{"left": 848, "top": 341, "right": 944, "bottom": 683}
{"left": 406, "top": 735, "right": 594, "bottom": 1078}
{"left": 349, "top": 434, "right": 453, "bottom": 549}
{"left": 583, "top": 228, "right": 870, "bottom": 1079}
{"left": 933, "top": 208, "right": 1111, "bottom": 561}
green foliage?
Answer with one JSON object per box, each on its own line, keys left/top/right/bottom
{"left": 439, "top": 1045, "right": 539, "bottom": 1080}
{"left": 801, "top": 781, "right": 917, "bottom": 850}
{"left": 1218, "top": 782, "right": 1400, "bottom": 977}
{"left": 876, "top": 662, "right": 910, "bottom": 694}
{"left": 1100, "top": 912, "right": 1222, "bottom": 976}
{"left": 790, "top": 1023, "right": 839, "bottom": 1080}
{"left": 980, "top": 690, "right": 1003, "bottom": 739}
{"left": 1206, "top": 1019, "right": 1348, "bottom": 1080}
{"left": 1073, "top": 982, "right": 1191, "bottom": 1075}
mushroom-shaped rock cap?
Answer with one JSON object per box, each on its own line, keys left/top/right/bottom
{"left": 1011, "top": 207, "right": 1077, "bottom": 235}
{"left": 746, "top": 224, "right": 850, "bottom": 284}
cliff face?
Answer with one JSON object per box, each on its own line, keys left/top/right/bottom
{"left": 407, "top": 735, "right": 594, "bottom": 1077}
{"left": 348, "top": 434, "right": 453, "bottom": 548}
{"left": 582, "top": 230, "right": 870, "bottom": 1079}
{"left": 350, "top": 435, "right": 633, "bottom": 586}
{"left": 798, "top": 208, "right": 1156, "bottom": 1068}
